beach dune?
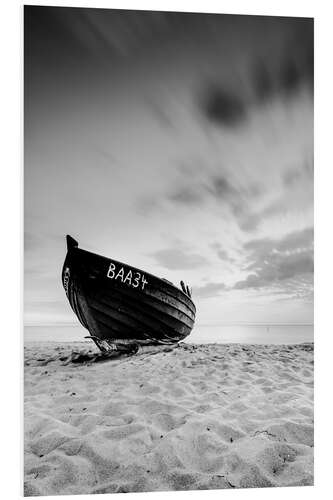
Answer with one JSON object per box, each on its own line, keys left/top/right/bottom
{"left": 24, "top": 341, "right": 314, "bottom": 496}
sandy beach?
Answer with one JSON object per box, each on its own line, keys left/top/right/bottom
{"left": 24, "top": 341, "right": 313, "bottom": 496}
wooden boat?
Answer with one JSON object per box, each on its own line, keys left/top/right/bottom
{"left": 62, "top": 235, "right": 196, "bottom": 353}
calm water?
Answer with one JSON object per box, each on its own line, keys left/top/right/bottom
{"left": 25, "top": 324, "right": 314, "bottom": 345}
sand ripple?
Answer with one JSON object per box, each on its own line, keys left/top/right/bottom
{"left": 24, "top": 341, "right": 313, "bottom": 495}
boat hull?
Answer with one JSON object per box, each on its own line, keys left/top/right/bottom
{"left": 62, "top": 237, "right": 196, "bottom": 347}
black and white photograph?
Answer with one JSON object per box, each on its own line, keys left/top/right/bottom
{"left": 24, "top": 5, "right": 314, "bottom": 496}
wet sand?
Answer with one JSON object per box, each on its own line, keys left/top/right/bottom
{"left": 24, "top": 341, "right": 314, "bottom": 496}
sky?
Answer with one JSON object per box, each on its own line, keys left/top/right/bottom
{"left": 24, "top": 7, "right": 314, "bottom": 331}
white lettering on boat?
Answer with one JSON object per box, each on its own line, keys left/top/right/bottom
{"left": 63, "top": 267, "right": 70, "bottom": 296}
{"left": 123, "top": 270, "right": 132, "bottom": 285}
{"left": 115, "top": 267, "right": 125, "bottom": 281}
{"left": 107, "top": 262, "right": 116, "bottom": 278}
{"left": 132, "top": 271, "right": 140, "bottom": 288}
{"left": 106, "top": 262, "right": 148, "bottom": 290}
{"left": 142, "top": 275, "right": 148, "bottom": 290}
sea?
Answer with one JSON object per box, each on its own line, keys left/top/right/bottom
{"left": 24, "top": 324, "right": 314, "bottom": 345}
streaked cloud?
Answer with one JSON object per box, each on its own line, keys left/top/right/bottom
{"left": 234, "top": 228, "right": 313, "bottom": 295}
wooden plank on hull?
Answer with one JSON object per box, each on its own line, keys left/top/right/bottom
{"left": 88, "top": 296, "right": 190, "bottom": 340}
{"left": 87, "top": 279, "right": 195, "bottom": 327}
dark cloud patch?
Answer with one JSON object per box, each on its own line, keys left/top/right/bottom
{"left": 234, "top": 228, "right": 313, "bottom": 295}
{"left": 200, "top": 19, "right": 313, "bottom": 127}
{"left": 202, "top": 86, "right": 247, "bottom": 127}
{"left": 207, "top": 176, "right": 264, "bottom": 230}
{"left": 208, "top": 176, "right": 263, "bottom": 212}
{"left": 167, "top": 172, "right": 240, "bottom": 209}
{"left": 253, "top": 19, "right": 313, "bottom": 104}
{"left": 149, "top": 247, "right": 208, "bottom": 270}
{"left": 193, "top": 282, "right": 226, "bottom": 299}
{"left": 210, "top": 242, "right": 234, "bottom": 263}
{"left": 166, "top": 172, "right": 264, "bottom": 231}
{"left": 252, "top": 55, "right": 311, "bottom": 105}
{"left": 253, "top": 61, "right": 274, "bottom": 102}
{"left": 141, "top": 165, "right": 267, "bottom": 234}
{"left": 206, "top": 175, "right": 250, "bottom": 218}
{"left": 235, "top": 254, "right": 313, "bottom": 289}
{"left": 279, "top": 58, "right": 302, "bottom": 96}
{"left": 238, "top": 199, "right": 287, "bottom": 232}
{"left": 282, "top": 159, "right": 313, "bottom": 188}
{"left": 216, "top": 248, "right": 230, "bottom": 261}
{"left": 245, "top": 227, "right": 313, "bottom": 255}
{"left": 294, "top": 19, "right": 314, "bottom": 86}
{"left": 168, "top": 187, "right": 203, "bottom": 206}
{"left": 208, "top": 176, "right": 237, "bottom": 198}
{"left": 283, "top": 166, "right": 302, "bottom": 187}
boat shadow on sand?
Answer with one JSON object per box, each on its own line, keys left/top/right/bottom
{"left": 24, "top": 343, "right": 192, "bottom": 367}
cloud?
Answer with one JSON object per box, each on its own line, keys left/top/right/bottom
{"left": 233, "top": 228, "right": 313, "bottom": 296}
{"left": 193, "top": 282, "right": 226, "bottom": 299}
{"left": 238, "top": 199, "right": 287, "bottom": 232}
{"left": 207, "top": 176, "right": 266, "bottom": 230}
{"left": 149, "top": 247, "right": 209, "bottom": 270}
{"left": 168, "top": 187, "right": 203, "bottom": 206}
{"left": 139, "top": 174, "right": 229, "bottom": 212}
{"left": 210, "top": 242, "right": 235, "bottom": 263}
{"left": 283, "top": 166, "right": 302, "bottom": 187}
{"left": 252, "top": 20, "right": 313, "bottom": 103}
{"left": 167, "top": 172, "right": 262, "bottom": 220}
{"left": 168, "top": 174, "right": 239, "bottom": 208}
{"left": 208, "top": 176, "right": 237, "bottom": 199}
{"left": 201, "top": 85, "right": 247, "bottom": 127}
{"left": 280, "top": 20, "right": 313, "bottom": 95}
{"left": 238, "top": 162, "right": 313, "bottom": 232}
{"left": 235, "top": 255, "right": 313, "bottom": 289}
{"left": 252, "top": 61, "right": 274, "bottom": 103}
{"left": 283, "top": 159, "right": 314, "bottom": 187}
{"left": 279, "top": 58, "right": 302, "bottom": 96}
{"left": 199, "top": 19, "right": 313, "bottom": 129}
{"left": 245, "top": 227, "right": 313, "bottom": 255}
